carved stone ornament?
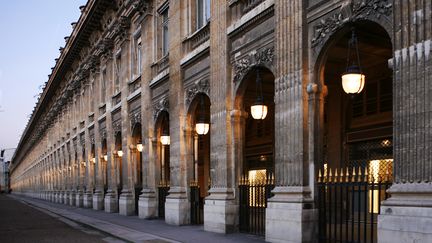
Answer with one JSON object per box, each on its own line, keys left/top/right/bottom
{"left": 153, "top": 98, "right": 169, "bottom": 121}
{"left": 233, "top": 46, "right": 275, "bottom": 83}
{"left": 131, "top": 0, "right": 152, "bottom": 15}
{"left": 130, "top": 109, "right": 142, "bottom": 127}
{"left": 185, "top": 79, "right": 210, "bottom": 107}
{"left": 79, "top": 135, "right": 85, "bottom": 146}
{"left": 89, "top": 133, "right": 95, "bottom": 144}
{"left": 311, "top": 0, "right": 392, "bottom": 48}
{"left": 99, "top": 128, "right": 107, "bottom": 140}
{"left": 113, "top": 119, "right": 122, "bottom": 133}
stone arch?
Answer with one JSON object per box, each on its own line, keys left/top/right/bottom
{"left": 310, "top": 0, "right": 393, "bottom": 61}
{"left": 232, "top": 46, "right": 275, "bottom": 99}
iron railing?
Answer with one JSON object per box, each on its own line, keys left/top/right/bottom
{"left": 317, "top": 166, "right": 392, "bottom": 243}
{"left": 158, "top": 180, "right": 170, "bottom": 218}
{"left": 239, "top": 174, "right": 275, "bottom": 236}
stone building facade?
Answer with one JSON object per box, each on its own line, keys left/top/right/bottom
{"left": 9, "top": 0, "right": 432, "bottom": 242}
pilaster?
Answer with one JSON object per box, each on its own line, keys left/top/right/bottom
{"left": 158, "top": 0, "right": 190, "bottom": 226}
{"left": 265, "top": 1, "right": 318, "bottom": 242}
{"left": 378, "top": 1, "right": 432, "bottom": 242}
{"left": 203, "top": 0, "right": 239, "bottom": 233}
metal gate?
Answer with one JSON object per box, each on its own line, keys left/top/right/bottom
{"left": 239, "top": 175, "right": 274, "bottom": 236}
{"left": 190, "top": 181, "right": 202, "bottom": 224}
{"left": 317, "top": 166, "right": 391, "bottom": 243}
{"left": 158, "top": 181, "right": 169, "bottom": 218}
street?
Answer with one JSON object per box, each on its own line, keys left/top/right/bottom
{"left": 0, "top": 194, "right": 123, "bottom": 243}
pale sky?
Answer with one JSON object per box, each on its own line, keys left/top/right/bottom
{"left": 0, "top": 0, "right": 87, "bottom": 150}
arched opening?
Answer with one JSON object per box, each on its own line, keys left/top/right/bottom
{"left": 81, "top": 147, "right": 86, "bottom": 193}
{"left": 114, "top": 132, "right": 123, "bottom": 199}
{"left": 132, "top": 123, "right": 143, "bottom": 215}
{"left": 235, "top": 66, "right": 275, "bottom": 235}
{"left": 316, "top": 21, "right": 393, "bottom": 242}
{"left": 188, "top": 93, "right": 210, "bottom": 225}
{"left": 156, "top": 110, "right": 170, "bottom": 218}
{"left": 90, "top": 143, "right": 96, "bottom": 193}
{"left": 101, "top": 139, "right": 108, "bottom": 194}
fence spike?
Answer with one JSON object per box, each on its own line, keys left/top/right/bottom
{"left": 364, "top": 167, "right": 369, "bottom": 182}
{"left": 329, "top": 168, "right": 333, "bottom": 183}
{"left": 352, "top": 167, "right": 356, "bottom": 182}
{"left": 340, "top": 168, "right": 344, "bottom": 182}
{"left": 358, "top": 167, "right": 362, "bottom": 182}
{"left": 345, "top": 167, "right": 350, "bottom": 182}
{"left": 318, "top": 169, "right": 322, "bottom": 183}
{"left": 335, "top": 168, "right": 339, "bottom": 182}
{"left": 271, "top": 173, "right": 275, "bottom": 185}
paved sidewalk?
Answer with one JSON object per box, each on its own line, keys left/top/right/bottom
{"left": 10, "top": 195, "right": 265, "bottom": 243}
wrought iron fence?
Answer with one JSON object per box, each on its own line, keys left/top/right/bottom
{"left": 190, "top": 181, "right": 202, "bottom": 224}
{"left": 239, "top": 174, "right": 275, "bottom": 236}
{"left": 158, "top": 180, "right": 170, "bottom": 218}
{"left": 317, "top": 166, "right": 392, "bottom": 243}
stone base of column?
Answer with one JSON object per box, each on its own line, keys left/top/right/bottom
{"left": 69, "top": 191, "right": 76, "bottom": 206}
{"left": 92, "top": 191, "right": 104, "bottom": 210}
{"left": 83, "top": 191, "right": 93, "bottom": 208}
{"left": 165, "top": 187, "right": 189, "bottom": 225}
{"left": 104, "top": 190, "right": 118, "bottom": 213}
{"left": 75, "top": 190, "right": 84, "bottom": 207}
{"left": 378, "top": 183, "right": 432, "bottom": 243}
{"left": 138, "top": 189, "right": 157, "bottom": 219}
{"left": 204, "top": 188, "right": 238, "bottom": 233}
{"left": 119, "top": 190, "right": 135, "bottom": 216}
{"left": 54, "top": 192, "right": 59, "bottom": 203}
{"left": 265, "top": 187, "right": 317, "bottom": 243}
{"left": 64, "top": 191, "right": 69, "bottom": 205}
{"left": 59, "top": 192, "right": 64, "bottom": 204}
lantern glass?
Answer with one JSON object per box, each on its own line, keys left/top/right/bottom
{"left": 103, "top": 155, "right": 108, "bottom": 161}
{"left": 117, "top": 150, "right": 123, "bottom": 157}
{"left": 136, "top": 143, "right": 143, "bottom": 152}
{"left": 195, "top": 122, "right": 209, "bottom": 135}
{"left": 341, "top": 67, "right": 365, "bottom": 94}
{"left": 251, "top": 104, "right": 268, "bottom": 120}
{"left": 160, "top": 135, "right": 170, "bottom": 145}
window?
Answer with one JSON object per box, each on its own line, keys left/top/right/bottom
{"left": 136, "top": 38, "right": 142, "bottom": 75}
{"left": 101, "top": 70, "right": 106, "bottom": 103}
{"left": 196, "top": 0, "right": 210, "bottom": 29}
{"left": 162, "top": 8, "right": 169, "bottom": 56}
{"left": 133, "top": 36, "right": 142, "bottom": 76}
{"left": 114, "top": 55, "right": 121, "bottom": 93}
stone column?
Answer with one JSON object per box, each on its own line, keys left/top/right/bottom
{"left": 118, "top": 27, "right": 136, "bottom": 217}
{"left": 69, "top": 140, "right": 76, "bottom": 206}
{"left": 104, "top": 52, "right": 119, "bottom": 213}
{"left": 138, "top": 12, "right": 158, "bottom": 219}
{"left": 265, "top": 1, "right": 317, "bottom": 242}
{"left": 164, "top": 0, "right": 190, "bottom": 226}
{"left": 76, "top": 133, "right": 85, "bottom": 207}
{"left": 84, "top": 128, "right": 93, "bottom": 208}
{"left": 93, "top": 106, "right": 105, "bottom": 210}
{"left": 91, "top": 66, "right": 105, "bottom": 210}
{"left": 378, "top": 1, "right": 432, "bottom": 242}
{"left": 204, "top": 0, "right": 237, "bottom": 234}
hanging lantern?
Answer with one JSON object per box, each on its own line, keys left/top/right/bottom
{"left": 91, "top": 157, "right": 96, "bottom": 163}
{"left": 250, "top": 70, "right": 268, "bottom": 120}
{"left": 195, "top": 95, "right": 210, "bottom": 135}
{"left": 160, "top": 113, "right": 170, "bottom": 145}
{"left": 136, "top": 143, "right": 143, "bottom": 152}
{"left": 341, "top": 28, "right": 366, "bottom": 94}
{"left": 103, "top": 154, "right": 108, "bottom": 161}
{"left": 160, "top": 135, "right": 170, "bottom": 145}
{"left": 117, "top": 150, "right": 123, "bottom": 157}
